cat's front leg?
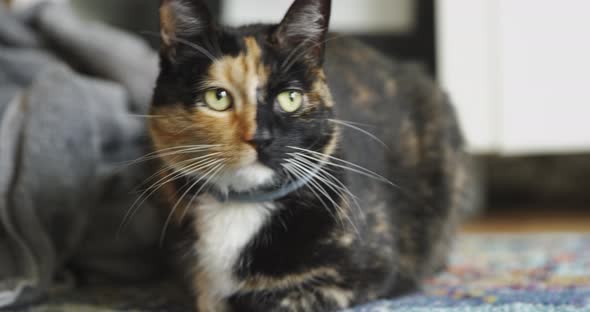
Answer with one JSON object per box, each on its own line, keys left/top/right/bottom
{"left": 229, "top": 285, "right": 355, "bottom": 312}
{"left": 196, "top": 296, "right": 230, "bottom": 312}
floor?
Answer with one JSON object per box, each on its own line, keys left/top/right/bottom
{"left": 462, "top": 206, "right": 590, "bottom": 233}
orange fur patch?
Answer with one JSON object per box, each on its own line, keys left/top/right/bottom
{"left": 313, "top": 70, "right": 333, "bottom": 106}
{"left": 205, "top": 37, "right": 268, "bottom": 142}
{"left": 150, "top": 37, "right": 270, "bottom": 175}
{"left": 194, "top": 270, "right": 230, "bottom": 312}
{"left": 241, "top": 267, "right": 342, "bottom": 292}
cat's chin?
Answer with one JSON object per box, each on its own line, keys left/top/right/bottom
{"left": 213, "top": 162, "right": 276, "bottom": 193}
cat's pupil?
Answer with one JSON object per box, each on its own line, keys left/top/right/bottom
{"left": 288, "top": 92, "right": 296, "bottom": 102}
{"left": 216, "top": 89, "right": 227, "bottom": 100}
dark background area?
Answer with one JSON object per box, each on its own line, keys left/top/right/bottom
{"left": 69, "top": 0, "right": 590, "bottom": 218}
{"left": 72, "top": 0, "right": 437, "bottom": 75}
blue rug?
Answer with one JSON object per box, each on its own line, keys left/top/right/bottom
{"left": 348, "top": 234, "right": 590, "bottom": 311}
{"left": 15, "top": 234, "right": 590, "bottom": 311}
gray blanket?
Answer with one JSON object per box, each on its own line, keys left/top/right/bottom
{"left": 0, "top": 3, "right": 167, "bottom": 308}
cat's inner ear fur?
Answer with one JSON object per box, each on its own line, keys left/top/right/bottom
{"left": 159, "top": 0, "right": 215, "bottom": 58}
{"left": 273, "top": 0, "right": 332, "bottom": 65}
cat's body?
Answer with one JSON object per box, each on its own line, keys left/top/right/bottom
{"left": 149, "top": 0, "right": 472, "bottom": 311}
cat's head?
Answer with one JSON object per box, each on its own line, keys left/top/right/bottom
{"left": 150, "top": 0, "right": 337, "bottom": 195}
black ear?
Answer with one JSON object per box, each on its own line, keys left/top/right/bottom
{"left": 273, "top": 0, "right": 332, "bottom": 65}
{"left": 159, "top": 0, "right": 216, "bottom": 60}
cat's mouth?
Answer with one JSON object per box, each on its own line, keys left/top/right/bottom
{"left": 207, "top": 161, "right": 322, "bottom": 203}
{"left": 213, "top": 162, "right": 277, "bottom": 193}
{"left": 157, "top": 143, "right": 330, "bottom": 203}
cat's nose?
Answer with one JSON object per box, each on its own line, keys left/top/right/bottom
{"left": 249, "top": 129, "right": 273, "bottom": 150}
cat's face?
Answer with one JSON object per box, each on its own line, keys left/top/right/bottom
{"left": 150, "top": 0, "right": 337, "bottom": 193}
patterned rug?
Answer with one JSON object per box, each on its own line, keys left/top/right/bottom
{"left": 13, "top": 234, "right": 590, "bottom": 311}
{"left": 349, "top": 234, "right": 590, "bottom": 312}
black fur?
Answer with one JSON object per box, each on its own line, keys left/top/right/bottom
{"left": 151, "top": 0, "right": 473, "bottom": 311}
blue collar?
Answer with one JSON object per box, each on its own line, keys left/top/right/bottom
{"left": 208, "top": 166, "right": 320, "bottom": 203}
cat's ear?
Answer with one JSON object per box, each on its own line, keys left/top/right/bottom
{"left": 159, "top": 0, "right": 216, "bottom": 59}
{"left": 273, "top": 0, "right": 332, "bottom": 65}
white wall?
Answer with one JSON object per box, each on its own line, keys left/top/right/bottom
{"left": 8, "top": 0, "right": 64, "bottom": 11}
{"left": 498, "top": 0, "right": 590, "bottom": 155}
{"left": 222, "top": 0, "right": 415, "bottom": 34}
{"left": 437, "top": 0, "right": 590, "bottom": 155}
{"left": 436, "top": 1, "right": 501, "bottom": 153}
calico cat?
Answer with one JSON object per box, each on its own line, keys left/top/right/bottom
{"left": 149, "top": 0, "right": 472, "bottom": 311}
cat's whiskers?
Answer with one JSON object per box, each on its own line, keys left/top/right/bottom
{"left": 171, "top": 36, "right": 219, "bottom": 62}
{"left": 120, "top": 157, "right": 223, "bottom": 236}
{"left": 289, "top": 147, "right": 425, "bottom": 221}
{"left": 310, "top": 160, "right": 364, "bottom": 224}
{"left": 286, "top": 156, "right": 361, "bottom": 237}
{"left": 159, "top": 161, "right": 226, "bottom": 245}
{"left": 288, "top": 146, "right": 399, "bottom": 188}
{"left": 290, "top": 154, "right": 362, "bottom": 210}
{"left": 178, "top": 162, "right": 227, "bottom": 224}
{"left": 326, "top": 119, "right": 374, "bottom": 128}
{"left": 135, "top": 152, "right": 224, "bottom": 192}
{"left": 158, "top": 155, "right": 227, "bottom": 207}
{"left": 282, "top": 162, "right": 341, "bottom": 227}
{"left": 285, "top": 160, "right": 342, "bottom": 217}
{"left": 118, "top": 152, "right": 224, "bottom": 237}
{"left": 327, "top": 119, "right": 390, "bottom": 150}
{"left": 130, "top": 148, "right": 220, "bottom": 169}
{"left": 280, "top": 36, "right": 320, "bottom": 70}
{"left": 121, "top": 145, "right": 222, "bottom": 167}
{"left": 281, "top": 35, "right": 347, "bottom": 72}
{"left": 141, "top": 30, "right": 218, "bottom": 62}
{"left": 288, "top": 145, "right": 419, "bottom": 220}
{"left": 130, "top": 158, "right": 190, "bottom": 195}
{"left": 144, "top": 157, "right": 225, "bottom": 204}
{"left": 127, "top": 114, "right": 166, "bottom": 119}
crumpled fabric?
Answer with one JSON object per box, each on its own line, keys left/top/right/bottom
{"left": 0, "top": 3, "right": 165, "bottom": 308}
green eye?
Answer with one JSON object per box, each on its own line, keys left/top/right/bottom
{"left": 277, "top": 90, "right": 303, "bottom": 113}
{"left": 204, "top": 88, "right": 232, "bottom": 111}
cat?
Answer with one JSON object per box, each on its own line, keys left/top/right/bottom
{"left": 149, "top": 0, "right": 472, "bottom": 311}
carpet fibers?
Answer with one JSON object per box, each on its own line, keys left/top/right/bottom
{"left": 349, "top": 234, "right": 590, "bottom": 311}
{"left": 15, "top": 234, "right": 590, "bottom": 311}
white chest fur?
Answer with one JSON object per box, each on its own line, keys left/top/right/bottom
{"left": 193, "top": 196, "right": 275, "bottom": 301}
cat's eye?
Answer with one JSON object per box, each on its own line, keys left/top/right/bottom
{"left": 204, "top": 88, "right": 233, "bottom": 111}
{"left": 277, "top": 90, "right": 303, "bottom": 113}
